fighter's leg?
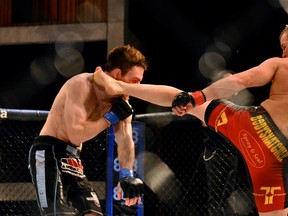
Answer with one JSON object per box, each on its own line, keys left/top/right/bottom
{"left": 67, "top": 175, "right": 103, "bottom": 216}
{"left": 28, "top": 143, "right": 77, "bottom": 215}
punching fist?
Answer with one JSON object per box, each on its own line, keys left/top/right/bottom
{"left": 104, "top": 98, "right": 133, "bottom": 126}
{"left": 172, "top": 91, "right": 206, "bottom": 108}
{"left": 117, "top": 168, "right": 144, "bottom": 206}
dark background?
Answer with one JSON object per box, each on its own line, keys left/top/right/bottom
{"left": 1, "top": 0, "right": 288, "bottom": 114}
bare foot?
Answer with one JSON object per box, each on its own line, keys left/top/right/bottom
{"left": 93, "top": 67, "right": 122, "bottom": 95}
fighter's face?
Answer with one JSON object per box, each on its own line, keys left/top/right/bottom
{"left": 120, "top": 66, "right": 144, "bottom": 84}
{"left": 119, "top": 66, "right": 145, "bottom": 100}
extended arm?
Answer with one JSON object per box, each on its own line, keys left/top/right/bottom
{"left": 172, "top": 57, "right": 279, "bottom": 110}
{"left": 93, "top": 67, "right": 183, "bottom": 107}
{"left": 202, "top": 58, "right": 277, "bottom": 101}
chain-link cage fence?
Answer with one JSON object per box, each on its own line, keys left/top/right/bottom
{"left": 0, "top": 109, "right": 258, "bottom": 215}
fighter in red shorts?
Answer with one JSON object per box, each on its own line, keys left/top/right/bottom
{"left": 206, "top": 99, "right": 288, "bottom": 213}
{"left": 92, "top": 26, "right": 288, "bottom": 216}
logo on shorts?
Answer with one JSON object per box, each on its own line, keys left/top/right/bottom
{"left": 250, "top": 115, "right": 288, "bottom": 162}
{"left": 239, "top": 130, "right": 265, "bottom": 168}
{"left": 216, "top": 112, "right": 228, "bottom": 126}
{"left": 215, "top": 109, "right": 228, "bottom": 132}
{"left": 259, "top": 186, "right": 282, "bottom": 205}
{"left": 61, "top": 158, "right": 85, "bottom": 178}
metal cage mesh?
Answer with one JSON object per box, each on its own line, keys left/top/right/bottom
{"left": 0, "top": 111, "right": 258, "bottom": 215}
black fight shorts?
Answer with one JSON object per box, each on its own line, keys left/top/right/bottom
{"left": 28, "top": 135, "right": 103, "bottom": 216}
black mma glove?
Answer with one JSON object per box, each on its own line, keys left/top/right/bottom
{"left": 172, "top": 91, "right": 206, "bottom": 108}
{"left": 119, "top": 168, "right": 144, "bottom": 199}
{"left": 104, "top": 98, "right": 133, "bottom": 126}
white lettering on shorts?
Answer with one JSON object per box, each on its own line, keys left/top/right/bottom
{"left": 61, "top": 158, "right": 85, "bottom": 178}
{"left": 35, "top": 150, "right": 48, "bottom": 208}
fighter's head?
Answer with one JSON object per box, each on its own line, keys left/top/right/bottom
{"left": 105, "top": 44, "right": 148, "bottom": 85}
{"left": 103, "top": 45, "right": 148, "bottom": 100}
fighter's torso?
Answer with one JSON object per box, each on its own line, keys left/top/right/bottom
{"left": 260, "top": 58, "right": 288, "bottom": 138}
{"left": 40, "top": 73, "right": 114, "bottom": 143}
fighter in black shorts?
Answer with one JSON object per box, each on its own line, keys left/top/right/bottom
{"left": 29, "top": 45, "right": 147, "bottom": 215}
{"left": 29, "top": 136, "right": 103, "bottom": 215}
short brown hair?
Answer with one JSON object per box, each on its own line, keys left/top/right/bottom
{"left": 105, "top": 44, "right": 148, "bottom": 75}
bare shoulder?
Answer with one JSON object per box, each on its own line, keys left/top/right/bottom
{"left": 257, "top": 57, "right": 288, "bottom": 74}
{"left": 60, "top": 73, "right": 93, "bottom": 97}
{"left": 263, "top": 57, "right": 288, "bottom": 65}
{"left": 65, "top": 73, "right": 92, "bottom": 86}
{"left": 276, "top": 57, "right": 288, "bottom": 65}
{"left": 268, "top": 57, "right": 288, "bottom": 72}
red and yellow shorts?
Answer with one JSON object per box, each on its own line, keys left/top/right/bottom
{"left": 205, "top": 100, "right": 288, "bottom": 212}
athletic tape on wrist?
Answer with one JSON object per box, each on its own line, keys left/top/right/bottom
{"left": 119, "top": 168, "right": 134, "bottom": 179}
{"left": 104, "top": 111, "right": 119, "bottom": 125}
{"left": 191, "top": 90, "right": 206, "bottom": 107}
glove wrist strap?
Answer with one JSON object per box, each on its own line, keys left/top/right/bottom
{"left": 119, "top": 168, "right": 133, "bottom": 179}
{"left": 104, "top": 111, "right": 119, "bottom": 126}
{"left": 191, "top": 90, "right": 206, "bottom": 107}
